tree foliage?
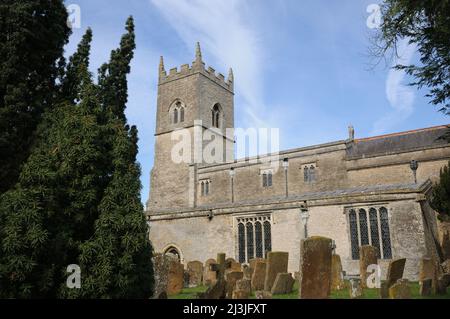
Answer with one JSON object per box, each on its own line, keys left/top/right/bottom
{"left": 0, "top": 12, "right": 153, "bottom": 299}
{"left": 430, "top": 160, "right": 450, "bottom": 222}
{"left": 373, "top": 0, "right": 450, "bottom": 113}
{"left": 0, "top": 0, "right": 71, "bottom": 194}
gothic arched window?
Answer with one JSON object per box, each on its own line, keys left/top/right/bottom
{"left": 369, "top": 208, "right": 381, "bottom": 258}
{"left": 255, "top": 222, "right": 263, "bottom": 258}
{"left": 173, "top": 108, "right": 178, "bottom": 124}
{"left": 349, "top": 209, "right": 359, "bottom": 260}
{"left": 303, "top": 166, "right": 309, "bottom": 182}
{"left": 236, "top": 215, "right": 271, "bottom": 263}
{"left": 171, "top": 100, "right": 185, "bottom": 124}
{"left": 263, "top": 221, "right": 272, "bottom": 257}
{"left": 359, "top": 209, "right": 369, "bottom": 246}
{"left": 238, "top": 223, "right": 245, "bottom": 263}
{"left": 212, "top": 104, "right": 221, "bottom": 128}
{"left": 246, "top": 222, "right": 254, "bottom": 260}
{"left": 309, "top": 165, "right": 316, "bottom": 182}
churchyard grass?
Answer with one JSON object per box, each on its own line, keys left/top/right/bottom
{"left": 169, "top": 281, "right": 450, "bottom": 299}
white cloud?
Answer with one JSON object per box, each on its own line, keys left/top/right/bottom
{"left": 372, "top": 38, "right": 417, "bottom": 134}
{"left": 150, "top": 0, "right": 268, "bottom": 128}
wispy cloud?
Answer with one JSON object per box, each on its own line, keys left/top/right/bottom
{"left": 372, "top": 38, "right": 417, "bottom": 134}
{"left": 150, "top": 0, "right": 268, "bottom": 128}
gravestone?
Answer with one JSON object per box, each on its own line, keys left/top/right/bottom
{"left": 298, "top": 236, "right": 332, "bottom": 299}
{"left": 331, "top": 254, "right": 345, "bottom": 291}
{"left": 271, "top": 273, "right": 295, "bottom": 295}
{"left": 249, "top": 258, "right": 265, "bottom": 271}
{"left": 442, "top": 259, "right": 450, "bottom": 274}
{"left": 420, "top": 279, "right": 433, "bottom": 296}
{"left": 251, "top": 260, "right": 267, "bottom": 291}
{"left": 389, "top": 279, "right": 411, "bottom": 299}
{"left": 419, "top": 258, "right": 435, "bottom": 281}
{"left": 226, "top": 271, "right": 244, "bottom": 299}
{"left": 264, "top": 252, "right": 289, "bottom": 292}
{"left": 232, "top": 290, "right": 249, "bottom": 299}
{"left": 380, "top": 258, "right": 406, "bottom": 298}
{"left": 243, "top": 264, "right": 253, "bottom": 280}
{"left": 255, "top": 291, "right": 272, "bottom": 299}
{"left": 167, "top": 258, "right": 184, "bottom": 296}
{"left": 152, "top": 253, "right": 170, "bottom": 298}
{"left": 349, "top": 278, "right": 362, "bottom": 299}
{"left": 198, "top": 253, "right": 227, "bottom": 299}
{"left": 226, "top": 258, "right": 242, "bottom": 272}
{"left": 443, "top": 231, "right": 450, "bottom": 260}
{"left": 203, "top": 259, "right": 217, "bottom": 286}
{"left": 437, "top": 274, "right": 450, "bottom": 295}
{"left": 187, "top": 261, "right": 203, "bottom": 287}
{"left": 359, "top": 245, "right": 378, "bottom": 289}
{"left": 232, "top": 278, "right": 252, "bottom": 299}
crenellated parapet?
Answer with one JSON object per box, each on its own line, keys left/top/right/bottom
{"left": 158, "top": 42, "right": 234, "bottom": 92}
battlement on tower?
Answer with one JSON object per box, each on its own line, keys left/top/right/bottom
{"left": 158, "top": 42, "right": 234, "bottom": 92}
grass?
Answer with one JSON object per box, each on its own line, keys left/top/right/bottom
{"left": 169, "top": 281, "right": 450, "bottom": 299}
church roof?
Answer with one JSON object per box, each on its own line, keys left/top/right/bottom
{"left": 346, "top": 125, "right": 449, "bottom": 159}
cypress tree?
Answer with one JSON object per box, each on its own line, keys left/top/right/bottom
{"left": 0, "top": 0, "right": 71, "bottom": 194}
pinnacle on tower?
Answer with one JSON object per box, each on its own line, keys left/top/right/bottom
{"left": 195, "top": 42, "right": 202, "bottom": 62}
{"left": 159, "top": 56, "right": 166, "bottom": 73}
{"left": 228, "top": 68, "right": 234, "bottom": 82}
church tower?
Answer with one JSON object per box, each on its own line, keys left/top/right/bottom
{"left": 148, "top": 43, "right": 235, "bottom": 211}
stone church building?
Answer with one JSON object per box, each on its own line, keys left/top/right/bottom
{"left": 145, "top": 44, "right": 449, "bottom": 280}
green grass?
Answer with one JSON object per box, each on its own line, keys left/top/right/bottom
{"left": 169, "top": 281, "right": 450, "bottom": 299}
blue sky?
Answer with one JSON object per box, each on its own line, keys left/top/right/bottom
{"left": 64, "top": 0, "right": 449, "bottom": 204}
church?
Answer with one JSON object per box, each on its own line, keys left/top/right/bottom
{"left": 145, "top": 43, "right": 449, "bottom": 280}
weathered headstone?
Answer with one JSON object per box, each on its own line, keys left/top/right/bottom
{"left": 389, "top": 279, "right": 411, "bottom": 299}
{"left": 198, "top": 253, "right": 227, "bottom": 299}
{"left": 243, "top": 264, "right": 253, "bottom": 280}
{"left": 203, "top": 258, "right": 217, "bottom": 286}
{"left": 152, "top": 253, "right": 170, "bottom": 298}
{"left": 251, "top": 260, "right": 267, "bottom": 291}
{"left": 331, "top": 254, "right": 345, "bottom": 291}
{"left": 298, "top": 236, "right": 332, "bottom": 299}
{"left": 271, "top": 273, "right": 295, "bottom": 295}
{"left": 167, "top": 259, "right": 184, "bottom": 296}
{"left": 442, "top": 259, "right": 450, "bottom": 274}
{"left": 232, "top": 290, "right": 249, "bottom": 299}
{"left": 419, "top": 258, "right": 435, "bottom": 281}
{"left": 226, "top": 258, "right": 242, "bottom": 272}
{"left": 249, "top": 258, "right": 265, "bottom": 271}
{"left": 437, "top": 273, "right": 450, "bottom": 295}
{"left": 359, "top": 245, "right": 378, "bottom": 289}
{"left": 236, "top": 278, "right": 252, "bottom": 294}
{"left": 226, "top": 271, "right": 244, "bottom": 299}
{"left": 255, "top": 291, "right": 272, "bottom": 299}
{"left": 420, "top": 279, "right": 433, "bottom": 296}
{"left": 264, "top": 252, "right": 289, "bottom": 292}
{"left": 380, "top": 258, "right": 406, "bottom": 299}
{"left": 187, "top": 260, "right": 203, "bottom": 287}
{"left": 349, "top": 278, "right": 362, "bottom": 299}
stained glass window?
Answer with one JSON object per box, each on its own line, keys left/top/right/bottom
{"left": 264, "top": 221, "right": 272, "bottom": 257}
{"left": 238, "top": 223, "right": 245, "bottom": 263}
{"left": 359, "top": 209, "right": 369, "bottom": 246}
{"left": 349, "top": 209, "right": 359, "bottom": 260}
{"left": 255, "top": 222, "right": 263, "bottom": 258}
{"left": 246, "top": 222, "right": 254, "bottom": 260}
{"left": 380, "top": 207, "right": 392, "bottom": 259}
{"left": 369, "top": 208, "right": 381, "bottom": 258}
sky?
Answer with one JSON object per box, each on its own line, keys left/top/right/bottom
{"left": 64, "top": 0, "right": 449, "bottom": 204}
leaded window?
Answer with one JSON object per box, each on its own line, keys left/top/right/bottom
{"left": 262, "top": 172, "right": 273, "bottom": 188}
{"left": 246, "top": 222, "right": 254, "bottom": 260}
{"left": 359, "top": 209, "right": 369, "bottom": 246}
{"left": 348, "top": 206, "right": 392, "bottom": 260}
{"left": 200, "top": 180, "right": 210, "bottom": 196}
{"left": 380, "top": 207, "right": 392, "bottom": 259}
{"left": 304, "top": 164, "right": 317, "bottom": 183}
{"left": 238, "top": 223, "right": 245, "bottom": 263}
{"left": 255, "top": 222, "right": 263, "bottom": 258}
{"left": 349, "top": 209, "right": 359, "bottom": 260}
{"left": 236, "top": 215, "right": 272, "bottom": 263}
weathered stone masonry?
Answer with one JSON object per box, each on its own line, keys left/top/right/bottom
{"left": 146, "top": 43, "right": 450, "bottom": 280}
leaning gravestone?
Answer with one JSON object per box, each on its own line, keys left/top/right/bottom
{"left": 331, "top": 254, "right": 345, "bottom": 291}
{"left": 226, "top": 271, "right": 244, "bottom": 299}
{"left": 203, "top": 258, "right": 217, "bottom": 286}
{"left": 167, "top": 258, "right": 184, "bottom": 296}
{"left": 349, "top": 278, "right": 362, "bottom": 299}
{"left": 420, "top": 278, "right": 433, "bottom": 296}
{"left": 389, "top": 279, "right": 411, "bottom": 299}
{"left": 264, "top": 252, "right": 289, "bottom": 292}
{"left": 359, "top": 245, "right": 378, "bottom": 289}
{"left": 380, "top": 258, "right": 406, "bottom": 299}
{"left": 251, "top": 260, "right": 267, "bottom": 291}
{"left": 187, "top": 261, "right": 203, "bottom": 287}
{"left": 298, "top": 236, "right": 332, "bottom": 299}
{"left": 271, "top": 273, "right": 295, "bottom": 295}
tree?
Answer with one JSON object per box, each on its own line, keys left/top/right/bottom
{"left": 430, "top": 160, "right": 450, "bottom": 222}
{"left": 0, "top": 0, "right": 71, "bottom": 194}
{"left": 373, "top": 0, "right": 450, "bottom": 113}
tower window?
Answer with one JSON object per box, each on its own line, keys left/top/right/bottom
{"left": 348, "top": 206, "right": 392, "bottom": 260}
{"left": 212, "top": 104, "right": 221, "bottom": 128}
{"left": 262, "top": 171, "right": 273, "bottom": 188}
{"left": 171, "top": 100, "right": 186, "bottom": 124}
